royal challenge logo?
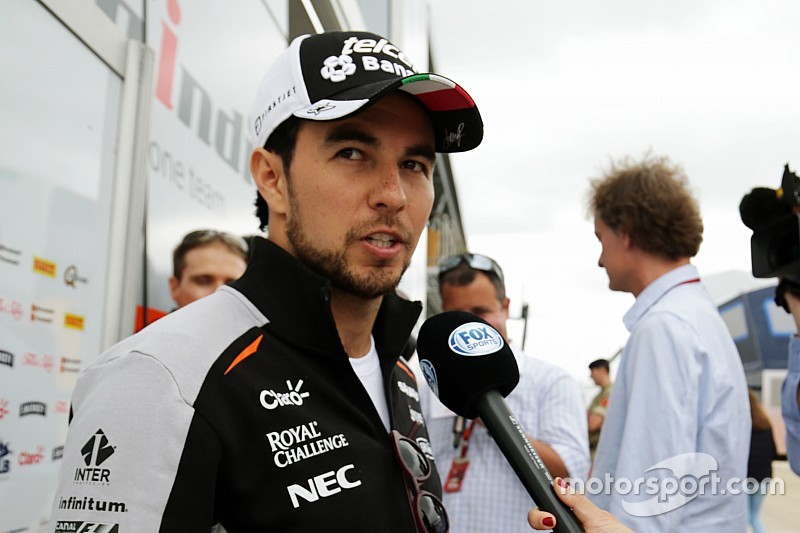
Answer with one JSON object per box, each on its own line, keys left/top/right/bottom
{"left": 448, "top": 322, "right": 505, "bottom": 356}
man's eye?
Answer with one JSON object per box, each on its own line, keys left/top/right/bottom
{"left": 402, "top": 160, "right": 427, "bottom": 173}
{"left": 338, "top": 148, "right": 364, "bottom": 160}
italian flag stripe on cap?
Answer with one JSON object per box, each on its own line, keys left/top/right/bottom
{"left": 401, "top": 74, "right": 476, "bottom": 112}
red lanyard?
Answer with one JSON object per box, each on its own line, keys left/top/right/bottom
{"left": 458, "top": 419, "right": 478, "bottom": 458}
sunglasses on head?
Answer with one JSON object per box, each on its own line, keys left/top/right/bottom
{"left": 391, "top": 429, "right": 449, "bottom": 533}
{"left": 438, "top": 253, "right": 505, "bottom": 287}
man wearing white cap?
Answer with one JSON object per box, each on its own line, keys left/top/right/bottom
{"left": 50, "top": 31, "right": 482, "bottom": 532}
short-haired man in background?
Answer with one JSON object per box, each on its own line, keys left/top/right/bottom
{"left": 168, "top": 229, "right": 248, "bottom": 308}
{"left": 587, "top": 358, "right": 613, "bottom": 461}
{"left": 420, "top": 252, "right": 589, "bottom": 533}
{"left": 588, "top": 154, "right": 750, "bottom": 532}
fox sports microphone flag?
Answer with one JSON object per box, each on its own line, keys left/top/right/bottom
{"left": 416, "top": 311, "right": 519, "bottom": 419}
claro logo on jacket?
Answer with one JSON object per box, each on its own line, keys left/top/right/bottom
{"left": 260, "top": 379, "right": 310, "bottom": 410}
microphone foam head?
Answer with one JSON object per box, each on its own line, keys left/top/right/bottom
{"left": 739, "top": 187, "right": 789, "bottom": 230}
{"left": 417, "top": 311, "right": 519, "bottom": 418}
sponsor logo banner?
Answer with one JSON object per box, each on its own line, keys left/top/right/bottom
{"left": 0, "top": 298, "right": 24, "bottom": 320}
{"left": 23, "top": 351, "right": 56, "bottom": 372}
{"left": 33, "top": 256, "right": 56, "bottom": 277}
{"left": 31, "top": 303, "right": 54, "bottom": 323}
{"left": 61, "top": 356, "right": 82, "bottom": 373}
{"left": 0, "top": 242, "right": 22, "bottom": 265}
{"left": 63, "top": 265, "right": 89, "bottom": 288}
{"left": 64, "top": 313, "right": 85, "bottom": 330}
{"left": 18, "top": 444, "right": 45, "bottom": 466}
{"left": 0, "top": 398, "right": 9, "bottom": 420}
{"left": 0, "top": 441, "right": 11, "bottom": 474}
{"left": 19, "top": 401, "right": 47, "bottom": 417}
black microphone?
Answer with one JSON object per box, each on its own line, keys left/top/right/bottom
{"left": 417, "top": 311, "right": 581, "bottom": 533}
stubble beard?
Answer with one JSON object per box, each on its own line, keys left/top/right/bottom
{"left": 285, "top": 185, "right": 413, "bottom": 300}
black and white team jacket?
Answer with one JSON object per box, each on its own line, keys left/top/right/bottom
{"left": 50, "top": 238, "right": 441, "bottom": 532}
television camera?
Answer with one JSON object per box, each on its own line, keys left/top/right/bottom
{"left": 740, "top": 164, "right": 800, "bottom": 309}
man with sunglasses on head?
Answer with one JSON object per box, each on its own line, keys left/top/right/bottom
{"left": 51, "top": 31, "right": 483, "bottom": 532}
{"left": 168, "top": 229, "right": 248, "bottom": 309}
{"left": 419, "top": 253, "right": 590, "bottom": 533}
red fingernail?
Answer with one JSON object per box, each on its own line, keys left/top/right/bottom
{"left": 556, "top": 477, "right": 567, "bottom": 488}
{"left": 542, "top": 516, "right": 555, "bottom": 528}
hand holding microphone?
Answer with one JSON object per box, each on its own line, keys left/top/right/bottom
{"left": 417, "top": 311, "right": 582, "bottom": 533}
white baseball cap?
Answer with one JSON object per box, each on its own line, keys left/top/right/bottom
{"left": 249, "top": 31, "right": 483, "bottom": 153}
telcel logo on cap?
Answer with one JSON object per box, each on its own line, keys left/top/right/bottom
{"left": 449, "top": 322, "right": 505, "bottom": 356}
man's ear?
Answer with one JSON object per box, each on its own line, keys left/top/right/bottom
{"left": 250, "top": 148, "right": 289, "bottom": 216}
{"left": 500, "top": 296, "right": 511, "bottom": 316}
{"left": 168, "top": 276, "right": 180, "bottom": 303}
{"left": 622, "top": 232, "right": 634, "bottom": 250}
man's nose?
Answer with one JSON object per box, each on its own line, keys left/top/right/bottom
{"left": 370, "top": 164, "right": 407, "bottom": 211}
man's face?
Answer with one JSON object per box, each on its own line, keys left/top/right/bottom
{"left": 590, "top": 367, "right": 606, "bottom": 386}
{"left": 273, "top": 92, "right": 436, "bottom": 299}
{"left": 169, "top": 242, "right": 247, "bottom": 308}
{"left": 440, "top": 272, "right": 510, "bottom": 339}
{"left": 594, "top": 216, "right": 633, "bottom": 293}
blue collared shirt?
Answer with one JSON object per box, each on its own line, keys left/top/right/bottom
{"left": 590, "top": 264, "right": 750, "bottom": 532}
{"left": 783, "top": 336, "right": 800, "bottom": 474}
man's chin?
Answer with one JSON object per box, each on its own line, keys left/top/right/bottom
{"left": 336, "top": 266, "right": 405, "bottom": 299}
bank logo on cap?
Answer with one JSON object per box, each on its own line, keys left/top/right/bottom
{"left": 448, "top": 322, "right": 504, "bottom": 356}
{"left": 321, "top": 55, "right": 356, "bottom": 83}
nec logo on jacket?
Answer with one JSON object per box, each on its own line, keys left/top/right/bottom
{"left": 286, "top": 463, "right": 362, "bottom": 508}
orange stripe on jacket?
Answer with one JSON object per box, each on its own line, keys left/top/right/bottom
{"left": 396, "top": 359, "right": 416, "bottom": 382}
{"left": 225, "top": 335, "right": 263, "bottom": 375}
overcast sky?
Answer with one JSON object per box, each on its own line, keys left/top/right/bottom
{"left": 428, "top": 0, "right": 800, "bottom": 383}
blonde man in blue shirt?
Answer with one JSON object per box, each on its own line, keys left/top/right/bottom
{"left": 586, "top": 154, "right": 750, "bottom": 532}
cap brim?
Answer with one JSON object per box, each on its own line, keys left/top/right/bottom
{"left": 295, "top": 73, "right": 483, "bottom": 153}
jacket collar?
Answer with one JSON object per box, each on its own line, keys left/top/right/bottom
{"left": 230, "top": 237, "right": 422, "bottom": 367}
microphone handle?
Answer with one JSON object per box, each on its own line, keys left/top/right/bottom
{"left": 475, "top": 390, "right": 582, "bottom": 533}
